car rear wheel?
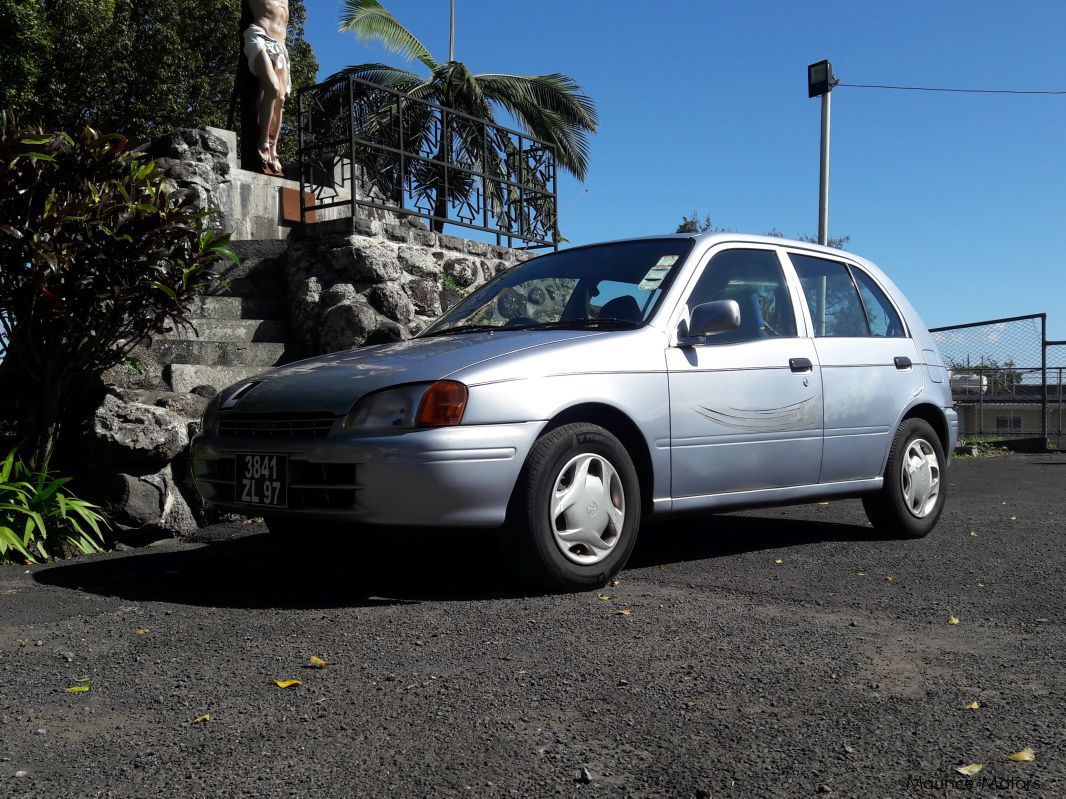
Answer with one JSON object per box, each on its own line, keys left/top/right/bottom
{"left": 862, "top": 418, "right": 946, "bottom": 538}
{"left": 509, "top": 423, "right": 641, "bottom": 591}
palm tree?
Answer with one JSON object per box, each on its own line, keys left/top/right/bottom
{"left": 337, "top": 0, "right": 598, "bottom": 234}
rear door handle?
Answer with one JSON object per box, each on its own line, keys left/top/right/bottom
{"left": 894, "top": 356, "right": 912, "bottom": 370}
{"left": 789, "top": 357, "right": 813, "bottom": 373}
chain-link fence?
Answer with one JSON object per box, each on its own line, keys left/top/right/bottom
{"left": 930, "top": 313, "right": 1050, "bottom": 448}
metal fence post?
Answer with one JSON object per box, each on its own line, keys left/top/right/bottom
{"left": 298, "top": 87, "right": 306, "bottom": 223}
{"left": 1042, "top": 314, "right": 1048, "bottom": 448}
{"left": 348, "top": 76, "right": 357, "bottom": 221}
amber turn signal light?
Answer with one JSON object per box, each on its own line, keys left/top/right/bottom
{"left": 416, "top": 380, "right": 468, "bottom": 426}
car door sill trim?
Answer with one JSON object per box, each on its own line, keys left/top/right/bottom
{"left": 669, "top": 477, "right": 882, "bottom": 514}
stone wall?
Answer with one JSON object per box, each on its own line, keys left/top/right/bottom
{"left": 287, "top": 216, "right": 533, "bottom": 355}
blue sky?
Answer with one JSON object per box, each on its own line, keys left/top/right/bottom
{"left": 304, "top": 0, "right": 1066, "bottom": 339}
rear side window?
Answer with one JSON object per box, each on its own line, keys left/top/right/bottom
{"left": 790, "top": 254, "right": 869, "bottom": 337}
{"left": 852, "top": 268, "right": 906, "bottom": 337}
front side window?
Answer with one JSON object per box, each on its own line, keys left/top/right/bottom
{"left": 421, "top": 239, "right": 694, "bottom": 336}
{"left": 852, "top": 268, "right": 906, "bottom": 337}
{"left": 790, "top": 254, "right": 870, "bottom": 337}
{"left": 685, "top": 248, "right": 797, "bottom": 344}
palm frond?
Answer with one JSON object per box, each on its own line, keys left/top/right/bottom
{"left": 475, "top": 74, "right": 598, "bottom": 179}
{"left": 335, "top": 63, "right": 429, "bottom": 94}
{"left": 340, "top": 0, "right": 438, "bottom": 71}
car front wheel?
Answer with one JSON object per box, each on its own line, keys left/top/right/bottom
{"left": 863, "top": 417, "right": 947, "bottom": 538}
{"left": 510, "top": 423, "right": 642, "bottom": 591}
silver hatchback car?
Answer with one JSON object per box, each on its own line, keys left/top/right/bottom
{"left": 192, "top": 234, "right": 957, "bottom": 590}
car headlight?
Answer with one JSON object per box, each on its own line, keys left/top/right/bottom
{"left": 344, "top": 381, "right": 469, "bottom": 430}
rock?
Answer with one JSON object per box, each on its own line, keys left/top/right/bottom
{"left": 575, "top": 767, "right": 592, "bottom": 784}
{"left": 404, "top": 278, "right": 443, "bottom": 317}
{"left": 190, "top": 385, "right": 217, "bottom": 399}
{"left": 15, "top": 770, "right": 28, "bottom": 778}
{"left": 153, "top": 391, "right": 209, "bottom": 420}
{"left": 352, "top": 241, "right": 402, "bottom": 282}
{"left": 89, "top": 394, "right": 189, "bottom": 469}
{"left": 443, "top": 257, "right": 478, "bottom": 288}
{"left": 368, "top": 283, "right": 415, "bottom": 323}
{"left": 101, "top": 344, "right": 166, "bottom": 391}
{"left": 90, "top": 464, "right": 199, "bottom": 541}
{"left": 320, "top": 297, "right": 384, "bottom": 352}
{"left": 398, "top": 245, "right": 440, "bottom": 278}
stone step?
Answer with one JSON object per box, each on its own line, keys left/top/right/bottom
{"left": 162, "top": 318, "right": 289, "bottom": 343}
{"left": 230, "top": 239, "right": 290, "bottom": 261}
{"left": 168, "top": 364, "right": 269, "bottom": 394}
{"left": 186, "top": 296, "right": 289, "bottom": 320}
{"left": 150, "top": 339, "right": 292, "bottom": 368}
{"left": 212, "top": 272, "right": 286, "bottom": 299}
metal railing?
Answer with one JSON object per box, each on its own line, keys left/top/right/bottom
{"left": 297, "top": 74, "right": 559, "bottom": 249}
{"left": 930, "top": 313, "right": 1062, "bottom": 448}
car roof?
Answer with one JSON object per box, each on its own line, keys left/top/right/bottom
{"left": 559, "top": 232, "right": 861, "bottom": 262}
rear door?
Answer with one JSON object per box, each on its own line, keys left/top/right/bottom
{"left": 787, "top": 252, "right": 922, "bottom": 482}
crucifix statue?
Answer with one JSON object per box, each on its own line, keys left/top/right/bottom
{"left": 241, "top": 0, "right": 290, "bottom": 174}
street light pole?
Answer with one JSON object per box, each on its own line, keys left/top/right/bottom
{"left": 818, "top": 89, "right": 831, "bottom": 246}
{"left": 808, "top": 60, "right": 838, "bottom": 246}
{"left": 449, "top": 0, "right": 455, "bottom": 61}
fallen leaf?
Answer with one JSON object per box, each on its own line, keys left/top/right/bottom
{"left": 273, "top": 679, "right": 302, "bottom": 689}
{"left": 774, "top": 559, "right": 783, "bottom": 565}
{"left": 134, "top": 628, "right": 150, "bottom": 635}
{"left": 612, "top": 609, "right": 634, "bottom": 617}
{"left": 956, "top": 764, "right": 983, "bottom": 776}
{"left": 609, "top": 579, "right": 620, "bottom": 588}
{"left": 818, "top": 501, "right": 830, "bottom": 506}
{"left": 193, "top": 714, "right": 211, "bottom": 724}
{"left": 597, "top": 593, "right": 617, "bottom": 601}
{"left": 1009, "top": 515, "right": 1017, "bottom": 521}
{"left": 886, "top": 575, "right": 896, "bottom": 582}
{"left": 966, "top": 701, "right": 980, "bottom": 710}
{"left": 64, "top": 685, "right": 90, "bottom": 693}
{"left": 856, "top": 572, "right": 866, "bottom": 576}
{"left": 969, "top": 531, "right": 978, "bottom": 537}
{"left": 656, "top": 565, "right": 667, "bottom": 572}
{"left": 498, "top": 653, "right": 513, "bottom": 662}
{"left": 308, "top": 656, "right": 330, "bottom": 669}
{"left": 1006, "top": 747, "right": 1036, "bottom": 762}
{"left": 73, "top": 676, "right": 90, "bottom": 683}
{"left": 948, "top": 616, "right": 960, "bottom": 625}
{"left": 977, "top": 582, "right": 985, "bottom": 587}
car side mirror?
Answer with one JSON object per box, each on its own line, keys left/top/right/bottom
{"left": 678, "top": 300, "right": 741, "bottom": 345}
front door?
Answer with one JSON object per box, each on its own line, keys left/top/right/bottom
{"left": 667, "top": 247, "right": 823, "bottom": 497}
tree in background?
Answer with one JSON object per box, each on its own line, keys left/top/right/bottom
{"left": 338, "top": 0, "right": 597, "bottom": 230}
{"left": 676, "top": 214, "right": 851, "bottom": 250}
{"left": 0, "top": 0, "right": 317, "bottom": 163}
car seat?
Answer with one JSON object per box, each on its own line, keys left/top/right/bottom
{"left": 598, "top": 295, "right": 643, "bottom": 324}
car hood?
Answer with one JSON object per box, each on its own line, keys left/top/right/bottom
{"left": 229, "top": 330, "right": 600, "bottom": 415}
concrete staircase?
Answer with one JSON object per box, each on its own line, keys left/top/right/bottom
{"left": 158, "top": 240, "right": 295, "bottom": 393}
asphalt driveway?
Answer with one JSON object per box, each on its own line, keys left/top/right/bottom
{"left": 1, "top": 454, "right": 1063, "bottom": 798}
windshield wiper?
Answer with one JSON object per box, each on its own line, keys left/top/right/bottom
{"left": 422, "top": 323, "right": 504, "bottom": 337}
{"left": 522, "top": 317, "right": 643, "bottom": 330}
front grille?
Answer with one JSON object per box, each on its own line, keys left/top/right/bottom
{"left": 196, "top": 458, "right": 358, "bottom": 510}
{"left": 218, "top": 412, "right": 337, "bottom": 439}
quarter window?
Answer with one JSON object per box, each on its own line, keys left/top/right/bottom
{"left": 852, "top": 268, "right": 906, "bottom": 337}
{"left": 686, "top": 249, "right": 797, "bottom": 344}
{"left": 790, "top": 254, "right": 869, "bottom": 337}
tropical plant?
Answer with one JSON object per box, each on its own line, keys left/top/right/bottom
{"left": 337, "top": 0, "right": 597, "bottom": 231}
{"left": 0, "top": 112, "right": 236, "bottom": 472}
{"left": 0, "top": 0, "right": 318, "bottom": 164}
{"left": 0, "top": 449, "right": 107, "bottom": 564}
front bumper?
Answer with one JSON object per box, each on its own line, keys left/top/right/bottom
{"left": 191, "top": 421, "right": 547, "bottom": 527}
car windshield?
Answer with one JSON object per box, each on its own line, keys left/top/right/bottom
{"left": 421, "top": 239, "right": 695, "bottom": 337}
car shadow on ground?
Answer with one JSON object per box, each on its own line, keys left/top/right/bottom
{"left": 33, "top": 514, "right": 878, "bottom": 609}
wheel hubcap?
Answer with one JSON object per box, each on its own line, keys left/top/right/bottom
{"left": 550, "top": 453, "right": 626, "bottom": 565}
{"left": 900, "top": 437, "right": 940, "bottom": 518}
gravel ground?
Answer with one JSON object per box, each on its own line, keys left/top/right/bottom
{"left": 1, "top": 454, "right": 1063, "bottom": 799}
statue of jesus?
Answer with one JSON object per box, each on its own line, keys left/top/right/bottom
{"left": 242, "top": 0, "right": 290, "bottom": 174}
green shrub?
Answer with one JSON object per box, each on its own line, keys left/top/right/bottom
{"left": 0, "top": 449, "right": 107, "bottom": 564}
{"left": 0, "top": 110, "right": 236, "bottom": 471}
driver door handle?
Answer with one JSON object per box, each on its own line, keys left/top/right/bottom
{"left": 789, "top": 357, "right": 813, "bottom": 373}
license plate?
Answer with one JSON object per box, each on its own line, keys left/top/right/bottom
{"left": 235, "top": 454, "right": 288, "bottom": 508}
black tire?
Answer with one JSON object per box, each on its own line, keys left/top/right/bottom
{"left": 862, "top": 418, "right": 947, "bottom": 539}
{"left": 509, "top": 423, "right": 642, "bottom": 592}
